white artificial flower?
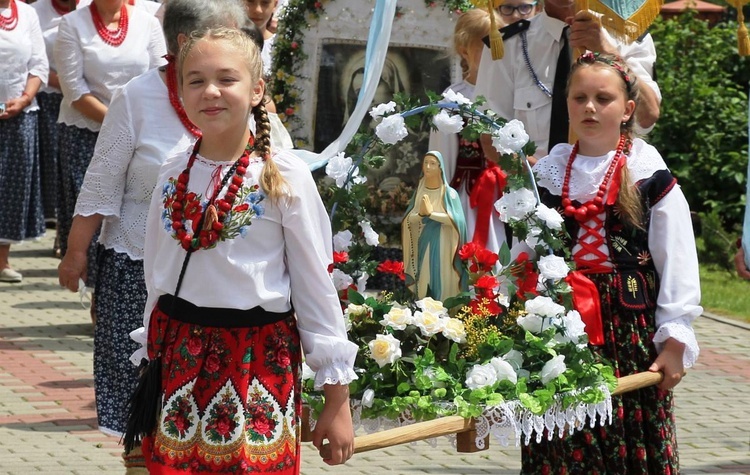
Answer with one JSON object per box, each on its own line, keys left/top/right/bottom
{"left": 537, "top": 255, "right": 570, "bottom": 281}
{"left": 525, "top": 226, "right": 545, "bottom": 249}
{"left": 380, "top": 306, "right": 414, "bottom": 330}
{"left": 375, "top": 114, "right": 408, "bottom": 145}
{"left": 433, "top": 109, "right": 464, "bottom": 135}
{"left": 357, "top": 272, "right": 369, "bottom": 293}
{"left": 325, "top": 152, "right": 366, "bottom": 189}
{"left": 331, "top": 268, "right": 353, "bottom": 291}
{"left": 358, "top": 220, "right": 380, "bottom": 246}
{"left": 491, "top": 119, "right": 529, "bottom": 155}
{"left": 343, "top": 313, "right": 352, "bottom": 332}
{"left": 496, "top": 293, "right": 510, "bottom": 308}
{"left": 465, "top": 363, "right": 498, "bottom": 390}
{"left": 345, "top": 303, "right": 371, "bottom": 319}
{"left": 516, "top": 313, "right": 547, "bottom": 334}
{"left": 442, "top": 88, "right": 472, "bottom": 105}
{"left": 416, "top": 297, "right": 448, "bottom": 316}
{"left": 441, "top": 317, "right": 467, "bottom": 343}
{"left": 368, "top": 334, "right": 402, "bottom": 368}
{"left": 525, "top": 295, "right": 566, "bottom": 319}
{"left": 561, "top": 310, "right": 587, "bottom": 343}
{"left": 502, "top": 349, "right": 524, "bottom": 371}
{"left": 535, "top": 203, "right": 564, "bottom": 230}
{"left": 540, "top": 355, "right": 567, "bottom": 384}
{"left": 369, "top": 101, "right": 396, "bottom": 122}
{"left": 489, "top": 357, "right": 518, "bottom": 384}
{"left": 362, "top": 388, "right": 375, "bottom": 408}
{"left": 413, "top": 310, "right": 445, "bottom": 337}
{"left": 301, "top": 362, "right": 316, "bottom": 381}
{"left": 333, "top": 230, "right": 353, "bottom": 252}
{"left": 494, "top": 188, "right": 537, "bottom": 223}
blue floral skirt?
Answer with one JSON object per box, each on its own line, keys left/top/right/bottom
{"left": 36, "top": 92, "right": 62, "bottom": 221}
{"left": 0, "top": 111, "right": 45, "bottom": 242}
{"left": 93, "top": 248, "right": 147, "bottom": 436}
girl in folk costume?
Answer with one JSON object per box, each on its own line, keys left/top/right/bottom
{"left": 129, "top": 27, "right": 356, "bottom": 474}
{"left": 428, "top": 8, "right": 509, "bottom": 255}
{"left": 526, "top": 53, "right": 701, "bottom": 474}
{"left": 57, "top": 0, "right": 248, "bottom": 471}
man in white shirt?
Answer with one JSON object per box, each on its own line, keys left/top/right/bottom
{"left": 476, "top": 0, "right": 661, "bottom": 159}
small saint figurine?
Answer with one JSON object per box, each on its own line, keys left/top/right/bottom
{"left": 402, "top": 151, "right": 468, "bottom": 301}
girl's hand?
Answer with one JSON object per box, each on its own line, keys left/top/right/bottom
{"left": 648, "top": 338, "right": 685, "bottom": 390}
{"left": 0, "top": 97, "right": 30, "bottom": 120}
{"left": 312, "top": 384, "right": 354, "bottom": 465}
{"left": 58, "top": 250, "right": 88, "bottom": 292}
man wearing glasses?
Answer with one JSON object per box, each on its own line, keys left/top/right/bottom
{"left": 497, "top": 0, "right": 541, "bottom": 24}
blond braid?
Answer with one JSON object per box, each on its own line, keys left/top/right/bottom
{"left": 253, "top": 101, "right": 286, "bottom": 201}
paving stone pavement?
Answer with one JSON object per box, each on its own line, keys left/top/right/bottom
{"left": 0, "top": 235, "right": 748, "bottom": 474}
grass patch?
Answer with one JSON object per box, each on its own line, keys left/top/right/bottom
{"left": 699, "top": 264, "right": 750, "bottom": 322}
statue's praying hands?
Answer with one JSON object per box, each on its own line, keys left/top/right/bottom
{"left": 418, "top": 194, "right": 433, "bottom": 217}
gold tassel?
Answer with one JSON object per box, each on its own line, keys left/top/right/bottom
{"left": 487, "top": 0, "right": 504, "bottom": 60}
{"left": 737, "top": 6, "right": 750, "bottom": 56}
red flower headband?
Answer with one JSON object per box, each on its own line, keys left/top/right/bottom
{"left": 577, "top": 52, "right": 632, "bottom": 92}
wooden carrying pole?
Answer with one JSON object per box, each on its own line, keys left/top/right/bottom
{"left": 347, "top": 371, "right": 664, "bottom": 454}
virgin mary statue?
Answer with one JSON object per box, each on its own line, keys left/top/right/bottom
{"left": 402, "top": 151, "right": 467, "bottom": 301}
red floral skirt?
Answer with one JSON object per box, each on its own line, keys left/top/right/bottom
{"left": 142, "top": 303, "right": 302, "bottom": 474}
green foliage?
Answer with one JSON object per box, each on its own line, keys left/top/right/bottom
{"left": 648, "top": 13, "right": 749, "bottom": 229}
{"left": 696, "top": 210, "right": 737, "bottom": 271}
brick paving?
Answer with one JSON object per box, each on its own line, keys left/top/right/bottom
{"left": 0, "top": 235, "right": 748, "bottom": 474}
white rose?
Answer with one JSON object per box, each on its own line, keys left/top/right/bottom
{"left": 325, "top": 152, "right": 366, "bottom": 189}
{"left": 537, "top": 255, "right": 570, "bottom": 281}
{"left": 369, "top": 101, "right": 396, "bottom": 121}
{"left": 375, "top": 114, "right": 408, "bottom": 145}
{"left": 380, "top": 306, "right": 414, "bottom": 330}
{"left": 368, "top": 334, "right": 402, "bottom": 368}
{"left": 535, "top": 203, "right": 564, "bottom": 231}
{"left": 413, "top": 310, "right": 445, "bottom": 337}
{"left": 359, "top": 220, "right": 380, "bottom": 246}
{"left": 301, "top": 362, "right": 316, "bottom": 381}
{"left": 357, "top": 273, "right": 369, "bottom": 293}
{"left": 333, "top": 230, "right": 353, "bottom": 252}
{"left": 345, "top": 303, "right": 371, "bottom": 319}
{"left": 502, "top": 349, "right": 524, "bottom": 370}
{"left": 494, "top": 188, "right": 537, "bottom": 223}
{"left": 433, "top": 109, "right": 464, "bottom": 135}
{"left": 442, "top": 88, "right": 472, "bottom": 105}
{"left": 524, "top": 226, "right": 545, "bottom": 249}
{"left": 491, "top": 119, "right": 529, "bottom": 155}
{"left": 362, "top": 388, "right": 375, "bottom": 408}
{"left": 525, "top": 295, "right": 566, "bottom": 319}
{"left": 331, "top": 268, "right": 353, "bottom": 291}
{"left": 516, "top": 313, "right": 546, "bottom": 334}
{"left": 441, "top": 317, "right": 467, "bottom": 343}
{"left": 561, "top": 310, "right": 587, "bottom": 343}
{"left": 489, "top": 357, "right": 518, "bottom": 384}
{"left": 416, "top": 297, "right": 448, "bottom": 316}
{"left": 465, "top": 363, "right": 498, "bottom": 389}
{"left": 540, "top": 355, "right": 567, "bottom": 384}
{"left": 343, "top": 313, "right": 352, "bottom": 332}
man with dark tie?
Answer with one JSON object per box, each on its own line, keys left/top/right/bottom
{"left": 476, "top": 0, "right": 661, "bottom": 161}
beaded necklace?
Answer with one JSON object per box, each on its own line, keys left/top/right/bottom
{"left": 521, "top": 31, "right": 552, "bottom": 98}
{"left": 89, "top": 2, "right": 128, "bottom": 47}
{"left": 561, "top": 135, "right": 626, "bottom": 223}
{"left": 0, "top": 0, "right": 19, "bottom": 31}
{"left": 165, "top": 56, "right": 201, "bottom": 138}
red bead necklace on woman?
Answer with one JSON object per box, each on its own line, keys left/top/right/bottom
{"left": 89, "top": 1, "right": 128, "bottom": 47}
{"left": 171, "top": 136, "right": 255, "bottom": 251}
{"left": 561, "top": 134, "right": 627, "bottom": 223}
{"left": 0, "top": 0, "right": 19, "bottom": 31}
{"left": 165, "top": 55, "right": 201, "bottom": 138}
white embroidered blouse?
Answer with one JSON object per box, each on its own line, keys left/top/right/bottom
{"left": 74, "top": 68, "right": 194, "bottom": 260}
{"left": 130, "top": 148, "right": 358, "bottom": 389}
{"left": 533, "top": 139, "right": 702, "bottom": 367}
{"left": 54, "top": 5, "right": 166, "bottom": 131}
{"left": 0, "top": 1, "right": 48, "bottom": 112}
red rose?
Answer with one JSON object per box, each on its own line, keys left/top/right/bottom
{"left": 572, "top": 449, "right": 583, "bottom": 462}
{"left": 285, "top": 107, "right": 295, "bottom": 116}
{"left": 291, "top": 41, "right": 298, "bottom": 49}
{"left": 174, "top": 416, "right": 186, "bottom": 433}
{"left": 204, "top": 353, "right": 221, "bottom": 373}
{"left": 216, "top": 418, "right": 231, "bottom": 437}
{"left": 333, "top": 251, "right": 349, "bottom": 264}
{"left": 276, "top": 347, "right": 291, "bottom": 368}
{"left": 636, "top": 447, "right": 646, "bottom": 460}
{"left": 474, "top": 275, "right": 498, "bottom": 299}
{"left": 187, "top": 335, "right": 203, "bottom": 356}
{"left": 474, "top": 248, "right": 498, "bottom": 271}
{"left": 458, "top": 242, "right": 481, "bottom": 261}
{"left": 253, "top": 413, "right": 272, "bottom": 437}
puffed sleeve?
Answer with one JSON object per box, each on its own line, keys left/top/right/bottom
{"left": 278, "top": 154, "right": 358, "bottom": 389}
{"left": 27, "top": 8, "right": 49, "bottom": 85}
{"left": 146, "top": 15, "right": 167, "bottom": 69}
{"left": 54, "top": 15, "right": 89, "bottom": 103}
{"left": 75, "top": 86, "right": 134, "bottom": 218}
{"left": 648, "top": 185, "right": 702, "bottom": 368}
{"left": 616, "top": 33, "right": 661, "bottom": 103}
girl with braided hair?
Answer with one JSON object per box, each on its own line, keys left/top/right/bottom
{"left": 526, "top": 52, "right": 701, "bottom": 474}
{"left": 134, "top": 27, "right": 356, "bottom": 473}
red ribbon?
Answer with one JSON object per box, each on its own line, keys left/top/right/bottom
{"left": 564, "top": 271, "right": 605, "bottom": 345}
{"left": 605, "top": 154, "right": 627, "bottom": 206}
{"left": 469, "top": 162, "right": 507, "bottom": 247}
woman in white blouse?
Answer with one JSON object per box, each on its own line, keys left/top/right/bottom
{"left": 54, "top": 0, "right": 165, "bottom": 289}
{"left": 0, "top": 0, "right": 49, "bottom": 283}
{"left": 57, "top": 0, "right": 249, "bottom": 469}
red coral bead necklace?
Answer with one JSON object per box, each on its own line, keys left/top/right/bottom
{"left": 165, "top": 55, "right": 201, "bottom": 139}
{"left": 89, "top": 2, "right": 128, "bottom": 47}
{"left": 561, "top": 135, "right": 626, "bottom": 223}
{"left": 0, "top": 0, "right": 19, "bottom": 31}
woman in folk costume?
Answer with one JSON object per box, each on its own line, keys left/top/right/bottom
{"left": 402, "top": 151, "right": 468, "bottom": 302}
{"left": 128, "top": 27, "right": 356, "bottom": 474}
{"left": 526, "top": 52, "right": 701, "bottom": 474}
{"left": 428, "top": 8, "right": 509, "bottom": 254}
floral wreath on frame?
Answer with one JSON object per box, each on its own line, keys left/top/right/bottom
{"left": 271, "top": 0, "right": 475, "bottom": 148}
{"left": 306, "top": 89, "right": 618, "bottom": 446}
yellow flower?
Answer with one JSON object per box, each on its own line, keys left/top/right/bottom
{"left": 273, "top": 94, "right": 285, "bottom": 103}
